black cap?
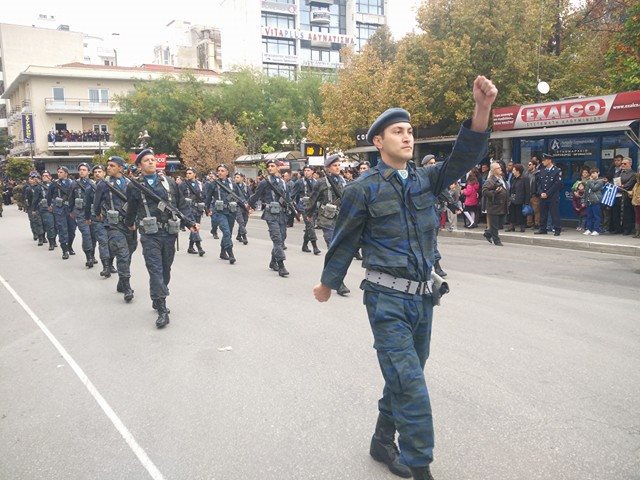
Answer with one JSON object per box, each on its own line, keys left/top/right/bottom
{"left": 366, "top": 108, "right": 411, "bottom": 145}
{"left": 135, "top": 149, "right": 154, "bottom": 165}
{"left": 108, "top": 156, "right": 126, "bottom": 167}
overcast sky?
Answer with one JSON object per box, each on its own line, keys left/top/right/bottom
{"left": 3, "top": 0, "right": 422, "bottom": 66}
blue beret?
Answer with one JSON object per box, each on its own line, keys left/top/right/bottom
{"left": 92, "top": 164, "right": 104, "bottom": 172}
{"left": 265, "top": 159, "right": 278, "bottom": 167}
{"left": 542, "top": 152, "right": 553, "bottom": 160}
{"left": 366, "top": 108, "right": 411, "bottom": 145}
{"left": 135, "top": 149, "right": 154, "bottom": 165}
{"left": 324, "top": 154, "right": 341, "bottom": 168}
{"left": 108, "top": 156, "right": 126, "bottom": 167}
{"left": 78, "top": 162, "right": 90, "bottom": 170}
{"left": 29, "top": 172, "right": 41, "bottom": 179}
{"left": 57, "top": 166, "right": 69, "bottom": 174}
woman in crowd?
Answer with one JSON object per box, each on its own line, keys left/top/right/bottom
{"left": 506, "top": 164, "right": 530, "bottom": 232}
{"left": 462, "top": 173, "right": 480, "bottom": 228}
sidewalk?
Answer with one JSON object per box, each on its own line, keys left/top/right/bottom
{"left": 439, "top": 223, "right": 640, "bottom": 257}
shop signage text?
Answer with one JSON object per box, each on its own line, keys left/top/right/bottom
{"left": 262, "top": 26, "right": 355, "bottom": 45}
{"left": 492, "top": 90, "right": 640, "bottom": 130}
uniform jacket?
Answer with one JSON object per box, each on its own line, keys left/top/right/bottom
{"left": 125, "top": 175, "right": 191, "bottom": 230}
{"left": 306, "top": 174, "right": 345, "bottom": 218}
{"left": 320, "top": 120, "right": 489, "bottom": 290}
{"left": 46, "top": 178, "right": 74, "bottom": 207}
{"left": 70, "top": 177, "right": 94, "bottom": 210}
{"left": 94, "top": 176, "right": 130, "bottom": 229}
{"left": 536, "top": 165, "right": 562, "bottom": 198}
{"left": 30, "top": 183, "right": 49, "bottom": 212}
{"left": 232, "top": 182, "right": 250, "bottom": 204}
{"left": 248, "top": 175, "right": 291, "bottom": 217}
{"left": 482, "top": 175, "right": 509, "bottom": 215}
{"left": 84, "top": 180, "right": 99, "bottom": 221}
{"left": 204, "top": 177, "right": 236, "bottom": 213}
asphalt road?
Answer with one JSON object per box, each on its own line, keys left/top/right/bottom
{"left": 0, "top": 204, "right": 638, "bottom": 480}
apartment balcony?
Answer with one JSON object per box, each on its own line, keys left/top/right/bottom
{"left": 7, "top": 100, "right": 31, "bottom": 125}
{"left": 355, "top": 12, "right": 386, "bottom": 25}
{"left": 48, "top": 140, "right": 118, "bottom": 152}
{"left": 44, "top": 98, "right": 119, "bottom": 115}
{"left": 307, "top": 0, "right": 333, "bottom": 6}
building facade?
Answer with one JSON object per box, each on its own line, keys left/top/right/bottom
{"left": 2, "top": 63, "right": 220, "bottom": 173}
{"left": 218, "top": 0, "right": 389, "bottom": 78}
{"left": 153, "top": 20, "right": 223, "bottom": 73}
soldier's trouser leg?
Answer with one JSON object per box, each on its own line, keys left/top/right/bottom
{"left": 539, "top": 199, "right": 550, "bottom": 231}
{"left": 140, "top": 232, "right": 176, "bottom": 300}
{"left": 28, "top": 212, "right": 39, "bottom": 237}
{"left": 75, "top": 210, "right": 93, "bottom": 252}
{"left": 53, "top": 207, "right": 69, "bottom": 244}
{"left": 278, "top": 212, "right": 287, "bottom": 244}
{"left": 210, "top": 214, "right": 220, "bottom": 233}
{"left": 40, "top": 209, "right": 56, "bottom": 241}
{"left": 235, "top": 209, "right": 248, "bottom": 237}
{"left": 303, "top": 216, "right": 317, "bottom": 243}
{"left": 322, "top": 226, "right": 335, "bottom": 248}
{"left": 213, "top": 212, "right": 233, "bottom": 249}
{"left": 66, "top": 213, "right": 77, "bottom": 247}
{"left": 108, "top": 228, "right": 131, "bottom": 278}
{"left": 93, "top": 220, "right": 110, "bottom": 260}
{"left": 433, "top": 228, "right": 441, "bottom": 262}
{"left": 31, "top": 212, "right": 44, "bottom": 236}
{"left": 189, "top": 212, "right": 202, "bottom": 242}
{"left": 126, "top": 229, "right": 138, "bottom": 257}
{"left": 365, "top": 290, "right": 434, "bottom": 468}
{"left": 265, "top": 212, "right": 285, "bottom": 261}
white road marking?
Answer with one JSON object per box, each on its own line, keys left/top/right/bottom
{"left": 0, "top": 274, "right": 166, "bottom": 480}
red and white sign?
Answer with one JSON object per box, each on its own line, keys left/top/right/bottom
{"left": 492, "top": 90, "right": 640, "bottom": 130}
{"left": 128, "top": 152, "right": 168, "bottom": 169}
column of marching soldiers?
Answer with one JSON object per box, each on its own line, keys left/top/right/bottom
{"left": 17, "top": 151, "right": 353, "bottom": 329}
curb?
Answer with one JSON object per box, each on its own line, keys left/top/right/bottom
{"left": 438, "top": 229, "right": 640, "bottom": 257}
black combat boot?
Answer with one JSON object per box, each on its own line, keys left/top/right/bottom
{"left": 100, "top": 259, "right": 111, "bottom": 278}
{"left": 409, "top": 466, "right": 434, "bottom": 480}
{"left": 121, "top": 278, "right": 134, "bottom": 303}
{"left": 269, "top": 256, "right": 278, "bottom": 271}
{"left": 187, "top": 241, "right": 197, "bottom": 254}
{"left": 61, "top": 244, "right": 69, "bottom": 260}
{"left": 155, "top": 298, "right": 170, "bottom": 328}
{"left": 241, "top": 234, "right": 248, "bottom": 245}
{"left": 311, "top": 241, "right": 321, "bottom": 255}
{"left": 354, "top": 249, "right": 363, "bottom": 260}
{"left": 38, "top": 235, "right": 45, "bottom": 246}
{"left": 302, "top": 241, "right": 311, "bottom": 253}
{"left": 109, "top": 257, "right": 117, "bottom": 274}
{"left": 68, "top": 243, "right": 76, "bottom": 255}
{"left": 116, "top": 278, "right": 124, "bottom": 293}
{"left": 227, "top": 247, "right": 236, "bottom": 264}
{"left": 219, "top": 247, "right": 229, "bottom": 260}
{"left": 433, "top": 261, "right": 447, "bottom": 278}
{"left": 337, "top": 283, "right": 350, "bottom": 296}
{"left": 33, "top": 233, "right": 38, "bottom": 241}
{"left": 84, "top": 250, "right": 94, "bottom": 268}
{"left": 212, "top": 231, "right": 219, "bottom": 239}
{"left": 369, "top": 414, "right": 412, "bottom": 478}
{"left": 48, "top": 238, "right": 56, "bottom": 250}
{"left": 152, "top": 298, "right": 170, "bottom": 314}
{"left": 277, "top": 260, "right": 289, "bottom": 277}
{"left": 196, "top": 241, "right": 205, "bottom": 256}
{"left": 235, "top": 234, "right": 242, "bottom": 241}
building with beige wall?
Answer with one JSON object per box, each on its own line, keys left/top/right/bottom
{"left": 2, "top": 63, "right": 220, "bottom": 173}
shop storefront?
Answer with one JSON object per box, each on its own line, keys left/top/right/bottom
{"left": 492, "top": 90, "right": 640, "bottom": 219}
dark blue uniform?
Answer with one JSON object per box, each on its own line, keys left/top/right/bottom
{"left": 232, "top": 181, "right": 250, "bottom": 242}
{"left": 125, "top": 174, "right": 191, "bottom": 302}
{"left": 536, "top": 165, "right": 562, "bottom": 234}
{"left": 296, "top": 177, "right": 319, "bottom": 248}
{"left": 46, "top": 178, "right": 77, "bottom": 254}
{"left": 320, "top": 120, "right": 488, "bottom": 469}
{"left": 306, "top": 174, "right": 345, "bottom": 247}
{"left": 179, "top": 179, "right": 206, "bottom": 246}
{"left": 94, "top": 176, "right": 138, "bottom": 281}
{"left": 32, "top": 182, "right": 56, "bottom": 247}
{"left": 248, "top": 175, "right": 291, "bottom": 265}
{"left": 85, "top": 179, "right": 110, "bottom": 263}
{"left": 71, "top": 177, "right": 95, "bottom": 258}
{"left": 204, "top": 178, "right": 237, "bottom": 254}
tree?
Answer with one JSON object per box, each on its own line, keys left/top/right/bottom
{"left": 179, "top": 119, "right": 246, "bottom": 174}
{"left": 92, "top": 145, "right": 131, "bottom": 166}
{"left": 5, "top": 157, "right": 33, "bottom": 180}
{"left": 112, "top": 74, "right": 218, "bottom": 156}
{"left": 0, "top": 130, "right": 13, "bottom": 157}
{"left": 606, "top": 1, "right": 640, "bottom": 91}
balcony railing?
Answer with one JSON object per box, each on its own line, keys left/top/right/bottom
{"left": 44, "top": 98, "right": 119, "bottom": 115}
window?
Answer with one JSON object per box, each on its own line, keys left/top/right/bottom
{"left": 262, "top": 37, "right": 296, "bottom": 56}
{"left": 356, "top": 23, "right": 379, "bottom": 51}
{"left": 356, "top": 0, "right": 384, "bottom": 15}
{"left": 93, "top": 124, "right": 108, "bottom": 132}
{"left": 262, "top": 12, "right": 295, "bottom": 29}
{"left": 300, "top": 1, "right": 346, "bottom": 34}
{"left": 89, "top": 88, "right": 108, "bottom": 104}
{"left": 53, "top": 87, "right": 65, "bottom": 102}
{"left": 263, "top": 64, "right": 296, "bottom": 80}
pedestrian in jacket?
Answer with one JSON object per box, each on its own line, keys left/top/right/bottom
{"left": 583, "top": 168, "right": 604, "bottom": 235}
{"left": 505, "top": 164, "right": 529, "bottom": 232}
{"left": 482, "top": 162, "right": 509, "bottom": 245}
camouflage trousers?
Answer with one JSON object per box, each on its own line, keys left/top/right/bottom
{"left": 28, "top": 211, "right": 44, "bottom": 237}
{"left": 364, "top": 288, "right": 434, "bottom": 468}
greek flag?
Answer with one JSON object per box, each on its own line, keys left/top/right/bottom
{"left": 601, "top": 183, "right": 617, "bottom": 207}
